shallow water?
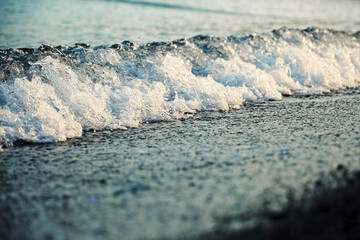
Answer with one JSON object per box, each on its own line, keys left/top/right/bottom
{"left": 1, "top": 88, "right": 360, "bottom": 240}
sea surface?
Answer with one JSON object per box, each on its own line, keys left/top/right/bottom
{"left": 0, "top": 0, "right": 360, "bottom": 240}
{"left": 1, "top": 0, "right": 360, "bottom": 48}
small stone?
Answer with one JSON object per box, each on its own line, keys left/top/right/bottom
{"left": 62, "top": 194, "right": 70, "bottom": 200}
{"left": 337, "top": 164, "right": 345, "bottom": 171}
{"left": 99, "top": 179, "right": 107, "bottom": 184}
{"left": 315, "top": 180, "right": 323, "bottom": 187}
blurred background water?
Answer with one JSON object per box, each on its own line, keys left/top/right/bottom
{"left": 0, "top": 0, "right": 359, "bottom": 48}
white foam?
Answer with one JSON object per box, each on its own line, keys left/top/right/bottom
{"left": 0, "top": 29, "right": 359, "bottom": 144}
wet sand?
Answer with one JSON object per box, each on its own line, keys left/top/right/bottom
{"left": 1, "top": 88, "right": 360, "bottom": 240}
{"left": 200, "top": 166, "right": 360, "bottom": 240}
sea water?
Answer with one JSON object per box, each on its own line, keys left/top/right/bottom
{"left": 0, "top": 0, "right": 360, "bottom": 240}
{"left": 1, "top": 0, "right": 359, "bottom": 48}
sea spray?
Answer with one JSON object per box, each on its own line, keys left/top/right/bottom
{"left": 0, "top": 27, "right": 359, "bottom": 145}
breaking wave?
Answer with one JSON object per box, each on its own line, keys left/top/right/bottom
{"left": 0, "top": 27, "right": 359, "bottom": 144}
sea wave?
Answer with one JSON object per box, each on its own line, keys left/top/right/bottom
{"left": 0, "top": 27, "right": 359, "bottom": 145}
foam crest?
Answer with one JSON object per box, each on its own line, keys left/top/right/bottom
{"left": 0, "top": 28, "right": 359, "bottom": 144}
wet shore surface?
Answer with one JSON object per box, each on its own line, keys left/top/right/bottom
{"left": 1, "top": 87, "right": 360, "bottom": 240}
{"left": 200, "top": 166, "right": 360, "bottom": 240}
